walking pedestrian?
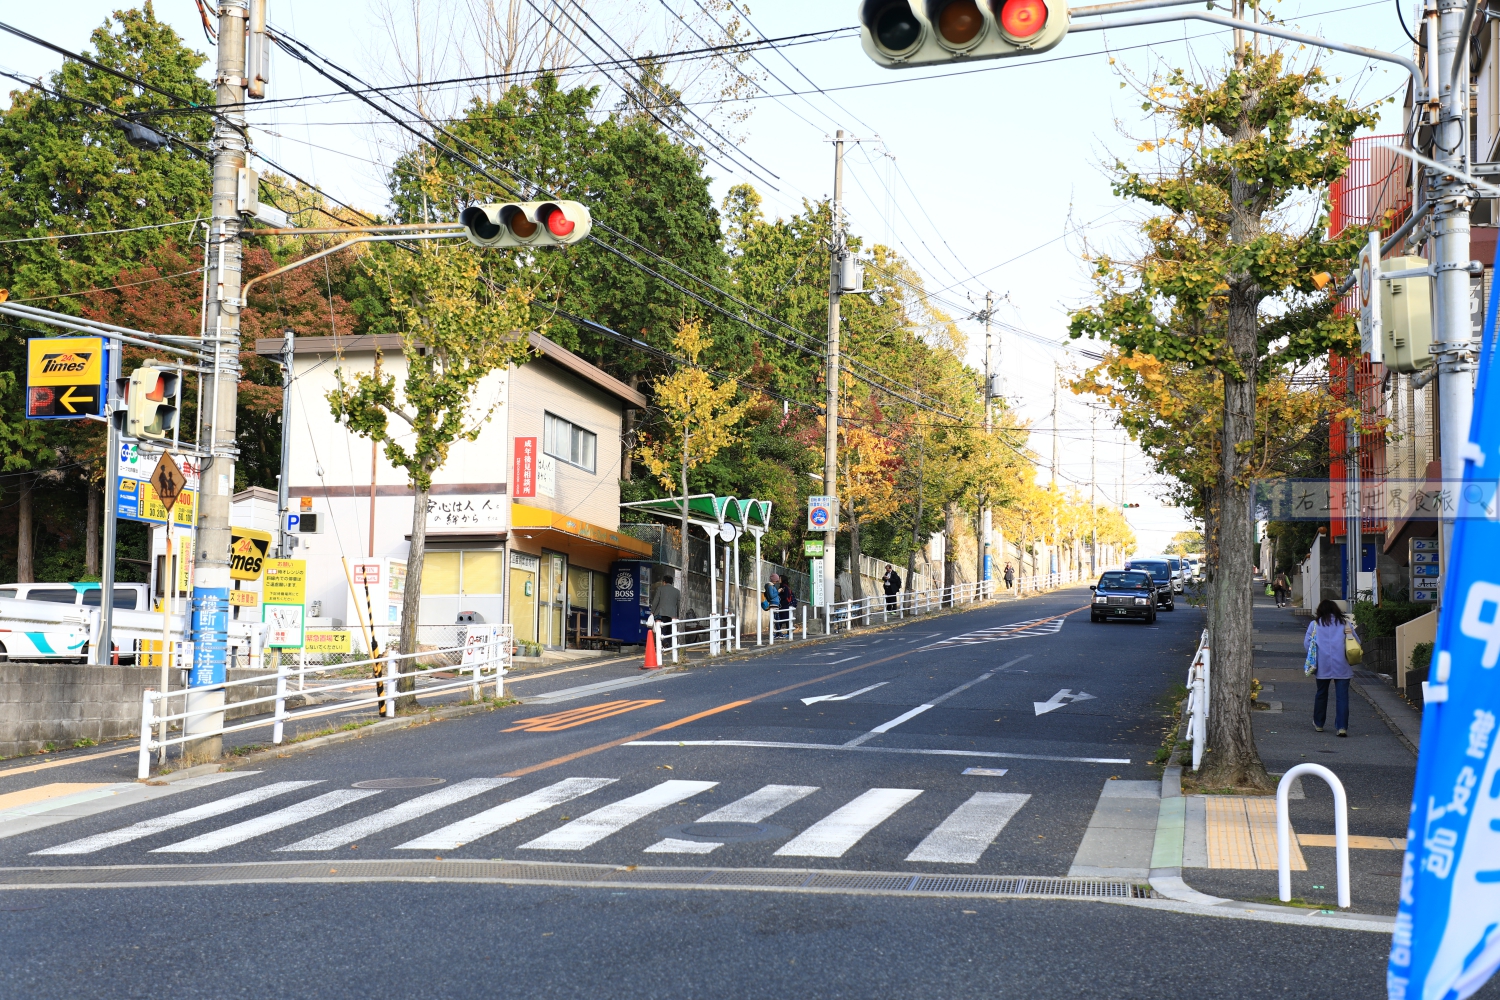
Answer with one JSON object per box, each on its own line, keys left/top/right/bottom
{"left": 1003, "top": 562, "right": 1015, "bottom": 591}
{"left": 1273, "top": 570, "right": 1291, "bottom": 608}
{"left": 1305, "top": 599, "right": 1359, "bottom": 737}
{"left": 882, "top": 566, "right": 902, "bottom": 614}
{"left": 649, "top": 571, "right": 680, "bottom": 658}
{"left": 777, "top": 577, "right": 797, "bottom": 638}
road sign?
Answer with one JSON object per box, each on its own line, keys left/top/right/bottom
{"left": 804, "top": 539, "right": 825, "bottom": 557}
{"left": 26, "top": 337, "right": 105, "bottom": 419}
{"left": 263, "top": 602, "right": 305, "bottom": 648}
{"left": 229, "top": 526, "right": 272, "bottom": 581}
{"left": 264, "top": 558, "right": 307, "bottom": 605}
{"left": 808, "top": 495, "right": 836, "bottom": 531}
{"left": 1412, "top": 537, "right": 1441, "bottom": 602}
{"left": 150, "top": 453, "right": 186, "bottom": 511}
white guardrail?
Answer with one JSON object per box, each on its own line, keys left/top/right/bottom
{"left": 1277, "top": 763, "right": 1351, "bottom": 909}
{"left": 1185, "top": 629, "right": 1211, "bottom": 770}
{"left": 817, "top": 580, "right": 994, "bottom": 636}
{"left": 138, "top": 626, "right": 511, "bottom": 779}
{"left": 652, "top": 613, "right": 740, "bottom": 663}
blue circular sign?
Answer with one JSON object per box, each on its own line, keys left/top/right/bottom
{"left": 810, "top": 506, "right": 829, "bottom": 528}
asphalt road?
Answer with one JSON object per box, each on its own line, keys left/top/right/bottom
{"left": 2, "top": 586, "right": 1455, "bottom": 997}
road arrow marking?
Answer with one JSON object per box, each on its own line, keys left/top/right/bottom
{"left": 801, "top": 681, "right": 888, "bottom": 706}
{"left": 1033, "top": 689, "right": 1097, "bottom": 716}
{"left": 58, "top": 385, "right": 95, "bottom": 414}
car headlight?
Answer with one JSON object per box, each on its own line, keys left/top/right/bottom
{"left": 1094, "top": 595, "right": 1107, "bottom": 603}
{"left": 1135, "top": 597, "right": 1149, "bottom": 605}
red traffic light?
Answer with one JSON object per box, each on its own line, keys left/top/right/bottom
{"left": 994, "top": 0, "right": 1047, "bottom": 38}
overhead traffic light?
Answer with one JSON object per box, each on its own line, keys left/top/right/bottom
{"left": 1122, "top": 503, "right": 1141, "bottom": 509}
{"left": 459, "top": 201, "right": 592, "bottom": 248}
{"left": 859, "top": 0, "right": 1069, "bottom": 68}
{"left": 119, "top": 365, "right": 179, "bottom": 441}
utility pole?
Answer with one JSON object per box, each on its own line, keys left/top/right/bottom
{"left": 277, "top": 329, "right": 294, "bottom": 558}
{"left": 186, "top": 0, "right": 251, "bottom": 763}
{"left": 1430, "top": 0, "right": 1478, "bottom": 570}
{"left": 1090, "top": 409, "right": 1098, "bottom": 576}
{"left": 823, "top": 130, "right": 846, "bottom": 617}
{"left": 1050, "top": 363, "right": 1059, "bottom": 578}
{"left": 981, "top": 290, "right": 993, "bottom": 592}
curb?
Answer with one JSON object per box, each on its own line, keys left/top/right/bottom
{"left": 1351, "top": 678, "right": 1419, "bottom": 756}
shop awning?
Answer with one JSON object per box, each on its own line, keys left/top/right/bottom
{"left": 511, "top": 503, "right": 653, "bottom": 559}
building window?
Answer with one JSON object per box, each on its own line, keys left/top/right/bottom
{"left": 544, "top": 412, "right": 597, "bottom": 473}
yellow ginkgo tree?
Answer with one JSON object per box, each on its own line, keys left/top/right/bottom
{"left": 637, "top": 320, "right": 752, "bottom": 576}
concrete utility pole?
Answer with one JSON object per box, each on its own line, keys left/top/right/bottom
{"left": 1090, "top": 409, "right": 1098, "bottom": 576}
{"left": 823, "top": 130, "right": 846, "bottom": 615}
{"left": 186, "top": 0, "right": 251, "bottom": 763}
{"left": 981, "top": 290, "right": 993, "bottom": 590}
{"left": 277, "top": 329, "right": 294, "bottom": 558}
{"left": 1050, "top": 363, "right": 1059, "bottom": 577}
{"left": 1430, "top": 0, "right": 1478, "bottom": 563}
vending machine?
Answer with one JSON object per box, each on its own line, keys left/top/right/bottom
{"left": 609, "top": 561, "right": 653, "bottom": 645}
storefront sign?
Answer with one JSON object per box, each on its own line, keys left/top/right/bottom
{"left": 426, "top": 494, "right": 507, "bottom": 530}
{"left": 514, "top": 437, "right": 537, "bottom": 498}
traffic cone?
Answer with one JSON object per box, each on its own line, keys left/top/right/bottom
{"left": 641, "top": 627, "right": 660, "bottom": 670}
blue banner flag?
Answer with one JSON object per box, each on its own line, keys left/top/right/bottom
{"left": 1389, "top": 257, "right": 1500, "bottom": 999}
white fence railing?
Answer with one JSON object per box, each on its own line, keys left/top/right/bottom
{"left": 1011, "top": 568, "right": 1087, "bottom": 595}
{"left": 652, "top": 614, "right": 740, "bottom": 663}
{"left": 818, "top": 580, "right": 994, "bottom": 635}
{"left": 1185, "top": 629, "right": 1211, "bottom": 770}
{"left": 138, "top": 627, "right": 511, "bottom": 779}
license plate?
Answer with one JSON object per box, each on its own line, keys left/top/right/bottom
{"left": 1114, "top": 608, "right": 1128, "bottom": 615}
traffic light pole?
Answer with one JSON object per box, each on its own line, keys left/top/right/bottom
{"left": 184, "top": 0, "right": 250, "bottom": 764}
{"left": 99, "top": 345, "right": 121, "bottom": 665}
{"left": 824, "top": 130, "right": 846, "bottom": 617}
{"left": 982, "top": 290, "right": 993, "bottom": 590}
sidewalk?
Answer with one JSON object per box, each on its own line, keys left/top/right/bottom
{"left": 1175, "top": 588, "right": 1419, "bottom": 914}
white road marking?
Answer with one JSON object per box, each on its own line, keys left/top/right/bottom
{"left": 643, "top": 784, "right": 819, "bottom": 854}
{"left": 625, "top": 740, "right": 1130, "bottom": 764}
{"left": 962, "top": 768, "right": 1010, "bottom": 777}
{"left": 919, "top": 618, "right": 1065, "bottom": 650}
{"left": 844, "top": 658, "right": 1028, "bottom": 747}
{"left": 802, "top": 681, "right": 889, "bottom": 707}
{"left": 34, "top": 781, "right": 321, "bottom": 855}
{"left": 1033, "top": 689, "right": 1097, "bottom": 716}
{"left": 774, "top": 788, "right": 922, "bottom": 858}
{"left": 277, "top": 778, "right": 516, "bottom": 851}
{"left": 397, "top": 777, "right": 616, "bottom": 850}
{"left": 519, "top": 780, "right": 718, "bottom": 851}
{"left": 905, "top": 792, "right": 1031, "bottom": 864}
{"left": 152, "top": 789, "right": 380, "bottom": 853}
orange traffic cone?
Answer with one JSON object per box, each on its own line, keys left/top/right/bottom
{"left": 641, "top": 626, "right": 660, "bottom": 670}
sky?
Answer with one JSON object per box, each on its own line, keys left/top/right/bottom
{"left": 0, "top": 0, "right": 1416, "bottom": 556}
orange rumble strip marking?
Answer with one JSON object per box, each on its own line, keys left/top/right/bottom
{"left": 503, "top": 700, "right": 665, "bottom": 733}
{"left": 501, "top": 605, "right": 1089, "bottom": 779}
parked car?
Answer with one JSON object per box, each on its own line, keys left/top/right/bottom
{"left": 0, "top": 582, "right": 150, "bottom": 610}
{"left": 1090, "top": 570, "right": 1159, "bottom": 623}
{"left": 1122, "top": 557, "right": 1175, "bottom": 610}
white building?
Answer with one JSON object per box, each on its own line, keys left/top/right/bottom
{"left": 253, "top": 330, "right": 650, "bottom": 650}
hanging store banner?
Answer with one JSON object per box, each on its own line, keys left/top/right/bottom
{"left": 1389, "top": 249, "right": 1500, "bottom": 999}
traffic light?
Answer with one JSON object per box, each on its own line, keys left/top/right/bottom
{"left": 459, "top": 201, "right": 592, "bottom": 248}
{"left": 1122, "top": 503, "right": 1141, "bottom": 509}
{"left": 120, "top": 365, "right": 179, "bottom": 441}
{"left": 858, "top": 0, "right": 1070, "bottom": 68}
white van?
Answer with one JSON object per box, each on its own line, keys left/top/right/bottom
{"left": 0, "top": 582, "right": 151, "bottom": 611}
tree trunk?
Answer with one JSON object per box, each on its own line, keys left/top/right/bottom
{"left": 1200, "top": 169, "right": 1270, "bottom": 788}
{"left": 86, "top": 484, "right": 100, "bottom": 578}
{"left": 942, "top": 502, "right": 958, "bottom": 603}
{"left": 16, "top": 475, "right": 34, "bottom": 583}
{"left": 396, "top": 486, "right": 429, "bottom": 711}
{"left": 679, "top": 441, "right": 690, "bottom": 579}
{"left": 905, "top": 435, "right": 926, "bottom": 592}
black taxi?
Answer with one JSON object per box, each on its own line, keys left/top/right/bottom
{"left": 1089, "top": 570, "right": 1159, "bottom": 623}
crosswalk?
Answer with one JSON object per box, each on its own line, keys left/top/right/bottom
{"left": 921, "top": 617, "right": 1066, "bottom": 649}
{"left": 27, "top": 775, "right": 1035, "bottom": 866}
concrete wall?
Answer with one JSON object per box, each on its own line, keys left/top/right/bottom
{"left": 1, "top": 665, "right": 295, "bottom": 759}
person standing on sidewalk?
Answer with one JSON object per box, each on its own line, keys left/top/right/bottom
{"left": 651, "top": 572, "right": 681, "bottom": 653}
{"left": 1004, "top": 563, "right": 1015, "bottom": 591}
{"left": 882, "top": 566, "right": 902, "bottom": 614}
{"left": 777, "top": 577, "right": 797, "bottom": 639}
{"left": 1305, "top": 599, "right": 1358, "bottom": 736}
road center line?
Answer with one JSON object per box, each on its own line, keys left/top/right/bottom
{"left": 844, "top": 656, "right": 1031, "bottom": 747}
{"left": 500, "top": 610, "right": 1086, "bottom": 779}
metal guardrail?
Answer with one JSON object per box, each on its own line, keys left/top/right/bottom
{"left": 818, "top": 580, "right": 994, "bottom": 635}
{"left": 1185, "top": 629, "right": 1211, "bottom": 771}
{"left": 651, "top": 614, "right": 740, "bottom": 663}
{"left": 138, "top": 627, "right": 511, "bottom": 779}
{"left": 1277, "top": 763, "right": 1351, "bottom": 908}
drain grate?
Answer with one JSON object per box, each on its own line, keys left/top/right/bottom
{"left": 0, "top": 861, "right": 1154, "bottom": 901}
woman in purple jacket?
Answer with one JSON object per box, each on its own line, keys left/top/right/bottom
{"left": 1304, "top": 599, "right": 1360, "bottom": 736}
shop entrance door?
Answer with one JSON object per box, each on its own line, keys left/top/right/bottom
{"left": 539, "top": 551, "right": 567, "bottom": 649}
{"left": 508, "top": 551, "right": 539, "bottom": 645}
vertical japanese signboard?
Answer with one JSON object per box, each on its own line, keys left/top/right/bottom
{"left": 514, "top": 437, "right": 537, "bottom": 498}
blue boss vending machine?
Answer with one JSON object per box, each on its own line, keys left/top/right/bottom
{"left": 609, "top": 561, "right": 653, "bottom": 645}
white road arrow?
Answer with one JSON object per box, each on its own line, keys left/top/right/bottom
{"left": 1033, "top": 689, "right": 1097, "bottom": 716}
{"left": 801, "top": 682, "right": 889, "bottom": 706}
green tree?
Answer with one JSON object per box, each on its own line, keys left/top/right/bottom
{"left": 1069, "top": 51, "right": 1374, "bottom": 787}
{"left": 328, "top": 243, "right": 532, "bottom": 702}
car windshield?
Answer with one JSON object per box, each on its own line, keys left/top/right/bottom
{"left": 1099, "top": 572, "right": 1151, "bottom": 591}
{"left": 1168, "top": 559, "right": 1181, "bottom": 571}
{"left": 1128, "top": 561, "right": 1170, "bottom": 580}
